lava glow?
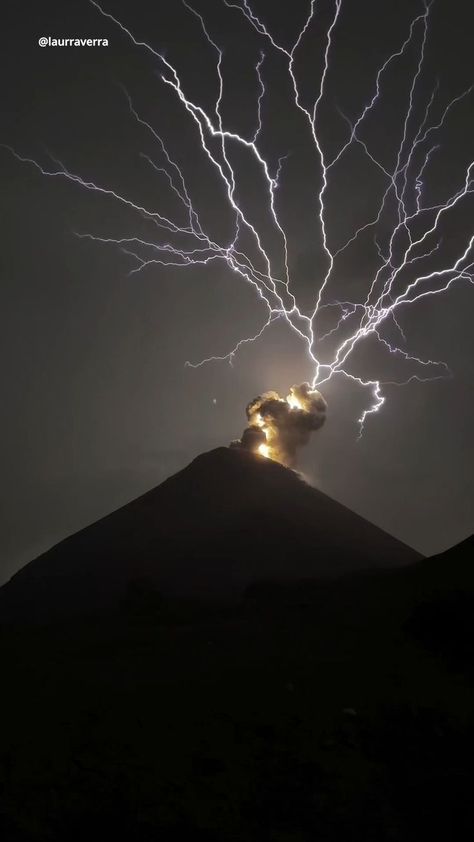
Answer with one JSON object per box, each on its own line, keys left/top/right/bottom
{"left": 4, "top": 0, "right": 473, "bottom": 437}
{"left": 286, "top": 393, "right": 304, "bottom": 412}
{"left": 237, "top": 383, "right": 327, "bottom": 467}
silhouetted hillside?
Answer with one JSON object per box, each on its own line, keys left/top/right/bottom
{"left": 2, "top": 450, "right": 471, "bottom": 839}
{"left": 0, "top": 533, "right": 472, "bottom": 841}
{"left": 0, "top": 447, "right": 421, "bottom": 622}
{"left": 0, "top": 455, "right": 472, "bottom": 840}
{"left": 403, "top": 535, "right": 474, "bottom": 668}
{"left": 410, "top": 535, "right": 473, "bottom": 589}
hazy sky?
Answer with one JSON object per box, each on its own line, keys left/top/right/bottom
{"left": 1, "top": 0, "right": 473, "bottom": 584}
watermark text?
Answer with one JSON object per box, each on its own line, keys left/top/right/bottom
{"left": 38, "top": 37, "right": 109, "bottom": 48}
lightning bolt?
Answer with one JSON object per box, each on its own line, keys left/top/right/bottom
{"left": 4, "top": 0, "right": 473, "bottom": 437}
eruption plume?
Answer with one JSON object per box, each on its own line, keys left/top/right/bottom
{"left": 235, "top": 383, "right": 327, "bottom": 468}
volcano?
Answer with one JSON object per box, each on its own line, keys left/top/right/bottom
{"left": 0, "top": 446, "right": 421, "bottom": 622}
{"left": 0, "top": 451, "right": 472, "bottom": 840}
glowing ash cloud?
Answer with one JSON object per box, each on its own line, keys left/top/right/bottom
{"left": 235, "top": 383, "right": 327, "bottom": 468}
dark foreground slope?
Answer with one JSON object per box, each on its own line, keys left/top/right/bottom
{"left": 0, "top": 447, "right": 420, "bottom": 622}
{"left": 0, "top": 536, "right": 472, "bottom": 841}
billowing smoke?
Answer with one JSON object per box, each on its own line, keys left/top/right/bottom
{"left": 233, "top": 383, "right": 327, "bottom": 468}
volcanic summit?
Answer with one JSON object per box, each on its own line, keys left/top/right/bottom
{"left": 0, "top": 446, "right": 421, "bottom": 622}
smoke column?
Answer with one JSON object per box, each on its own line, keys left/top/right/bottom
{"left": 235, "top": 383, "right": 327, "bottom": 468}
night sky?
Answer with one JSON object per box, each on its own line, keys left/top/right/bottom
{"left": 1, "top": 0, "right": 473, "bottom": 585}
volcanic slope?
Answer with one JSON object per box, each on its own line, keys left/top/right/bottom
{"left": 0, "top": 446, "right": 421, "bottom": 621}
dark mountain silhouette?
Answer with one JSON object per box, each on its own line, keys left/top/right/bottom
{"left": 409, "top": 534, "right": 473, "bottom": 589}
{"left": 0, "top": 446, "right": 421, "bottom": 622}
{"left": 402, "top": 535, "right": 474, "bottom": 667}
{"left": 0, "top": 450, "right": 472, "bottom": 840}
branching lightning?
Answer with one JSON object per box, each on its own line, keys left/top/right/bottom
{"left": 5, "top": 0, "right": 473, "bottom": 436}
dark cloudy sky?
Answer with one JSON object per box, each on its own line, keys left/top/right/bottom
{"left": 1, "top": 0, "right": 473, "bottom": 584}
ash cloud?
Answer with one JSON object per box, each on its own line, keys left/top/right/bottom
{"left": 233, "top": 383, "right": 327, "bottom": 468}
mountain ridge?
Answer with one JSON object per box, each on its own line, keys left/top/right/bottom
{"left": 0, "top": 446, "right": 422, "bottom": 621}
